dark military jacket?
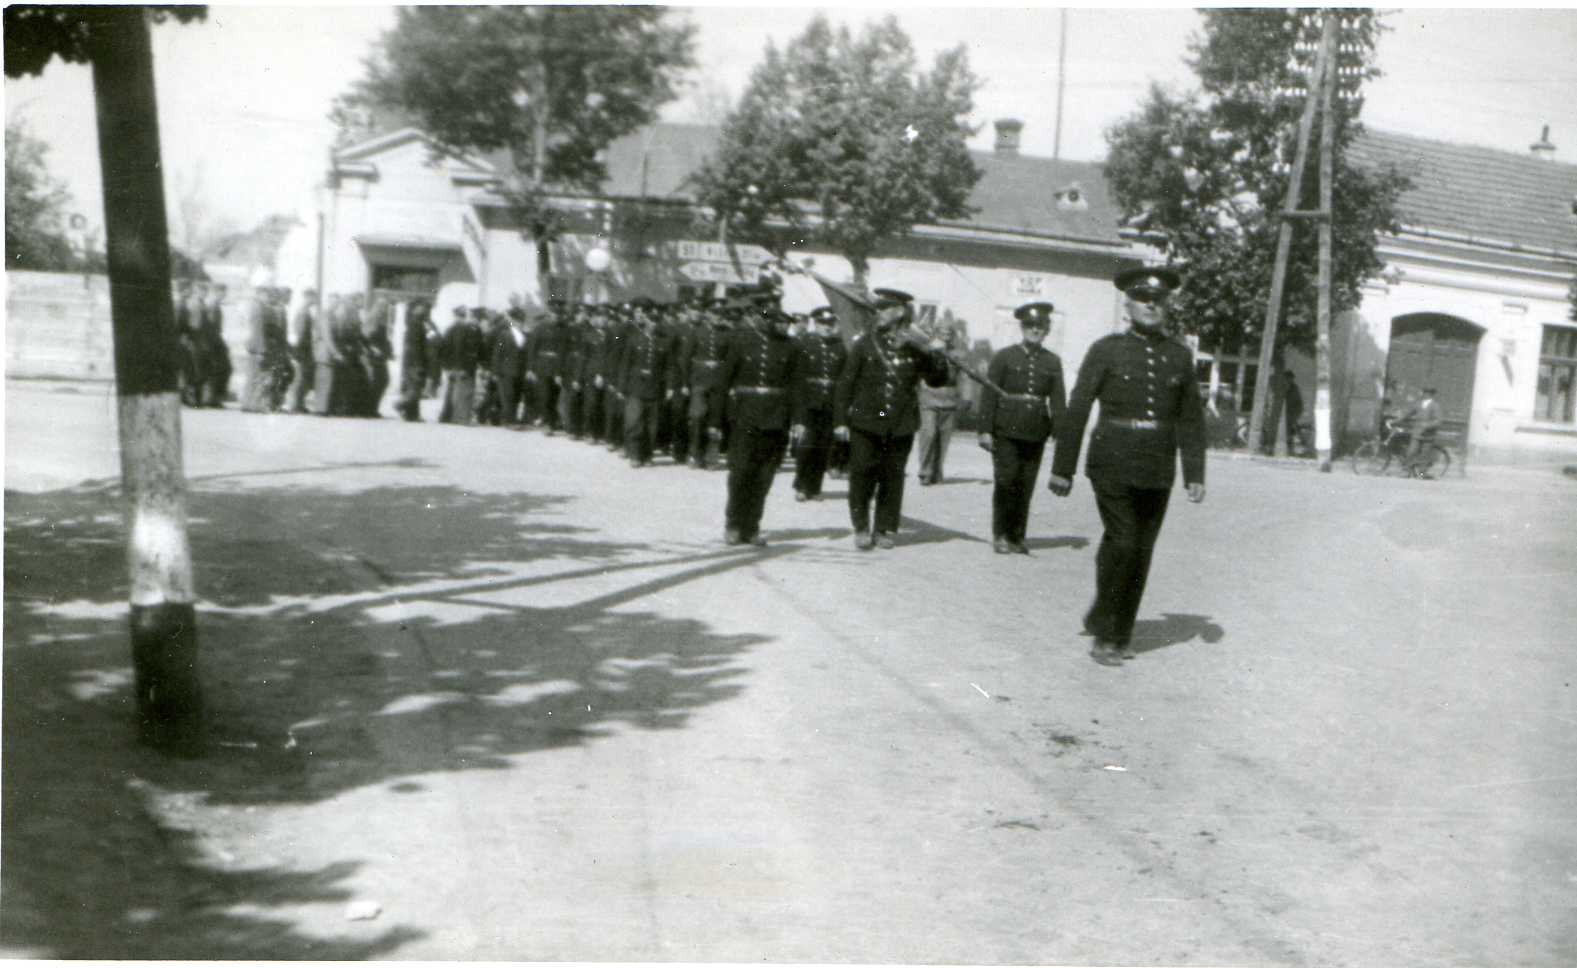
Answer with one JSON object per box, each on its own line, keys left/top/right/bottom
{"left": 527, "top": 318, "right": 570, "bottom": 380}
{"left": 441, "top": 320, "right": 485, "bottom": 374}
{"left": 619, "top": 327, "right": 669, "bottom": 401}
{"left": 791, "top": 332, "right": 847, "bottom": 424}
{"left": 1051, "top": 328, "right": 1206, "bottom": 488}
{"left": 979, "top": 343, "right": 1068, "bottom": 443}
{"left": 491, "top": 323, "right": 529, "bottom": 378}
{"left": 663, "top": 319, "right": 696, "bottom": 390}
{"left": 834, "top": 332, "right": 950, "bottom": 437}
{"left": 685, "top": 320, "right": 734, "bottom": 393}
{"left": 361, "top": 302, "right": 393, "bottom": 363}
{"left": 718, "top": 324, "right": 798, "bottom": 432}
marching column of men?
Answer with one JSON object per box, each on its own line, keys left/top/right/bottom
{"left": 167, "top": 266, "right": 1204, "bottom": 667}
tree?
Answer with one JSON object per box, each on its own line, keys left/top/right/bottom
{"left": 690, "top": 15, "right": 983, "bottom": 290}
{"left": 6, "top": 4, "right": 208, "bottom": 754}
{"left": 332, "top": 6, "right": 696, "bottom": 276}
{"left": 1103, "top": 10, "right": 1410, "bottom": 361}
{"left": 5, "top": 118, "right": 77, "bottom": 270}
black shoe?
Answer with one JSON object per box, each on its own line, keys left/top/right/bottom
{"left": 1009, "top": 540, "right": 1030, "bottom": 555}
{"left": 794, "top": 491, "right": 809, "bottom": 502}
{"left": 748, "top": 534, "right": 768, "bottom": 547}
{"left": 1117, "top": 643, "right": 1137, "bottom": 661}
{"left": 853, "top": 531, "right": 874, "bottom": 551}
{"left": 724, "top": 528, "right": 745, "bottom": 546}
{"left": 1090, "top": 641, "right": 1124, "bottom": 667}
{"left": 874, "top": 532, "right": 895, "bottom": 550}
{"left": 993, "top": 537, "right": 1012, "bottom": 555}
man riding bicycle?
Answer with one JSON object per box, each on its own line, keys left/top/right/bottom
{"left": 1402, "top": 386, "right": 1442, "bottom": 478}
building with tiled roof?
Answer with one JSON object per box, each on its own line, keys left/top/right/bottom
{"left": 1324, "top": 128, "right": 1577, "bottom": 463}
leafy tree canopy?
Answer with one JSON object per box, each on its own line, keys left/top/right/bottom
{"left": 1103, "top": 9, "right": 1410, "bottom": 356}
{"left": 690, "top": 15, "right": 982, "bottom": 287}
{"left": 3, "top": 5, "right": 205, "bottom": 77}
{"left": 332, "top": 6, "right": 695, "bottom": 232}
{"left": 5, "top": 120, "right": 77, "bottom": 271}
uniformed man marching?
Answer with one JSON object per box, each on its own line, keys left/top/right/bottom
{"left": 790, "top": 305, "right": 846, "bottom": 501}
{"left": 685, "top": 296, "right": 737, "bottom": 469}
{"left": 977, "top": 301, "right": 1067, "bottom": 554}
{"left": 1048, "top": 267, "right": 1206, "bottom": 666}
{"left": 833, "top": 288, "right": 951, "bottom": 550}
{"left": 715, "top": 301, "right": 798, "bottom": 546}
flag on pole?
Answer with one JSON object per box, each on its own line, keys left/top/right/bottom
{"left": 807, "top": 271, "right": 876, "bottom": 342}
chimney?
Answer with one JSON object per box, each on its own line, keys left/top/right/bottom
{"left": 994, "top": 118, "right": 1023, "bottom": 157}
{"left": 1531, "top": 124, "right": 1556, "bottom": 161}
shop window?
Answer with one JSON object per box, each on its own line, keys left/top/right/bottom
{"left": 1535, "top": 324, "right": 1577, "bottom": 423}
{"left": 370, "top": 264, "right": 439, "bottom": 295}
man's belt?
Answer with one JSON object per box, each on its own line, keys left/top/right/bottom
{"left": 637, "top": 368, "right": 655, "bottom": 375}
{"left": 536, "top": 351, "right": 559, "bottom": 358}
{"left": 805, "top": 377, "right": 835, "bottom": 385}
{"left": 696, "top": 360, "right": 722, "bottom": 368}
{"left": 734, "top": 386, "right": 786, "bottom": 395}
{"left": 1102, "top": 417, "right": 1167, "bottom": 430}
{"left": 1003, "top": 392, "right": 1044, "bottom": 402}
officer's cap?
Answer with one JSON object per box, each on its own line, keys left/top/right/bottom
{"left": 872, "top": 288, "right": 914, "bottom": 307}
{"left": 1014, "top": 302, "right": 1055, "bottom": 327}
{"left": 809, "top": 306, "right": 838, "bottom": 325}
{"left": 1114, "top": 266, "right": 1182, "bottom": 297}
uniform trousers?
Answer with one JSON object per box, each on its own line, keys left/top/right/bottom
{"left": 178, "top": 334, "right": 203, "bottom": 406}
{"left": 200, "top": 338, "right": 232, "bottom": 407}
{"left": 688, "top": 388, "right": 726, "bottom": 466}
{"left": 792, "top": 408, "right": 836, "bottom": 497}
{"left": 496, "top": 373, "right": 525, "bottom": 426}
{"left": 916, "top": 406, "right": 959, "bottom": 483}
{"left": 579, "top": 384, "right": 603, "bottom": 441}
{"left": 623, "top": 396, "right": 661, "bottom": 462}
{"left": 558, "top": 380, "right": 582, "bottom": 437}
{"left": 726, "top": 427, "right": 789, "bottom": 539}
{"left": 1086, "top": 477, "right": 1172, "bottom": 647}
{"left": 991, "top": 436, "right": 1047, "bottom": 543}
{"left": 848, "top": 428, "right": 915, "bottom": 535}
{"left": 361, "top": 358, "right": 389, "bottom": 417}
{"left": 667, "top": 394, "right": 691, "bottom": 461}
{"left": 602, "top": 389, "right": 624, "bottom": 444}
{"left": 396, "top": 361, "right": 424, "bottom": 422}
{"left": 439, "top": 370, "right": 475, "bottom": 424}
{"left": 533, "top": 377, "right": 561, "bottom": 430}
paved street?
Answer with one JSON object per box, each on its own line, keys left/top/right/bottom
{"left": 5, "top": 379, "right": 1576, "bottom": 965}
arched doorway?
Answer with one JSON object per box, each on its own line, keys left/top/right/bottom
{"left": 1385, "top": 313, "right": 1484, "bottom": 430}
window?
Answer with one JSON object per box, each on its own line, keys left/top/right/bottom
{"left": 1535, "top": 325, "right": 1577, "bottom": 423}
{"left": 370, "top": 265, "right": 439, "bottom": 295}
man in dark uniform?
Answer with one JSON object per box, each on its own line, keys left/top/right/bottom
{"left": 600, "top": 302, "right": 632, "bottom": 450}
{"left": 977, "top": 301, "right": 1067, "bottom": 554}
{"left": 398, "top": 298, "right": 433, "bottom": 421}
{"left": 685, "top": 296, "right": 736, "bottom": 469}
{"left": 790, "top": 305, "right": 846, "bottom": 501}
{"left": 526, "top": 297, "right": 570, "bottom": 433}
{"left": 492, "top": 306, "right": 530, "bottom": 428}
{"left": 576, "top": 305, "right": 608, "bottom": 442}
{"left": 439, "top": 305, "right": 485, "bottom": 424}
{"left": 664, "top": 299, "right": 700, "bottom": 464}
{"left": 715, "top": 303, "right": 798, "bottom": 546}
{"left": 619, "top": 298, "right": 670, "bottom": 466}
{"left": 833, "top": 288, "right": 951, "bottom": 550}
{"left": 198, "top": 283, "right": 232, "bottom": 408}
{"left": 1049, "top": 267, "right": 1207, "bottom": 666}
{"left": 360, "top": 293, "right": 393, "bottom": 417}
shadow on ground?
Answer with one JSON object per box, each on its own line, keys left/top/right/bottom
{"left": 1129, "top": 612, "right": 1226, "bottom": 656}
{"left": 3, "top": 474, "right": 778, "bottom": 958}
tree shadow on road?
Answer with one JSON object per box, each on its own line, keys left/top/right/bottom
{"left": 1128, "top": 612, "right": 1226, "bottom": 657}
{"left": 3, "top": 476, "right": 779, "bottom": 958}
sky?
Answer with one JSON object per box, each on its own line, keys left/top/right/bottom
{"left": 6, "top": 3, "right": 1577, "bottom": 241}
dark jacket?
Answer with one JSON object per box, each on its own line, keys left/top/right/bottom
{"left": 442, "top": 320, "right": 485, "bottom": 374}
{"left": 492, "top": 323, "right": 530, "bottom": 378}
{"left": 718, "top": 324, "right": 798, "bottom": 432}
{"left": 834, "top": 331, "right": 950, "bottom": 437}
{"left": 791, "top": 332, "right": 846, "bottom": 425}
{"left": 1051, "top": 329, "right": 1206, "bottom": 488}
{"left": 979, "top": 343, "right": 1068, "bottom": 442}
{"left": 527, "top": 318, "right": 569, "bottom": 380}
{"left": 618, "top": 327, "right": 669, "bottom": 401}
{"left": 685, "top": 321, "right": 735, "bottom": 393}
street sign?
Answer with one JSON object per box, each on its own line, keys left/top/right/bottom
{"left": 670, "top": 240, "right": 773, "bottom": 265}
{"left": 678, "top": 262, "right": 759, "bottom": 284}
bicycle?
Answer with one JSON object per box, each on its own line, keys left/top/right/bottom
{"left": 1349, "top": 418, "right": 1451, "bottom": 479}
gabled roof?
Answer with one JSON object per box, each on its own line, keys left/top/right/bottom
{"left": 1349, "top": 129, "right": 1577, "bottom": 255}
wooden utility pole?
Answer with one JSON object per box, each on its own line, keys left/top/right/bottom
{"left": 1053, "top": 9, "right": 1068, "bottom": 160}
{"left": 1246, "top": 13, "right": 1337, "bottom": 456}
{"left": 1313, "top": 11, "right": 1339, "bottom": 471}
{"left": 90, "top": 8, "right": 204, "bottom": 753}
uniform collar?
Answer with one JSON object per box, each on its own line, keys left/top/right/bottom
{"left": 1126, "top": 325, "right": 1168, "bottom": 344}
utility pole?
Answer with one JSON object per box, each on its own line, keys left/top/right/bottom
{"left": 1246, "top": 12, "right": 1336, "bottom": 456}
{"left": 1313, "top": 11, "right": 1339, "bottom": 471}
{"left": 1053, "top": 9, "right": 1068, "bottom": 161}
{"left": 90, "top": 8, "right": 203, "bottom": 753}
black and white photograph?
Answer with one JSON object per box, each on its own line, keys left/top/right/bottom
{"left": 4, "top": 3, "right": 1576, "bottom": 963}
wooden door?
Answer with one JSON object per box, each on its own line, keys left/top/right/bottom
{"left": 1387, "top": 314, "right": 1481, "bottom": 422}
